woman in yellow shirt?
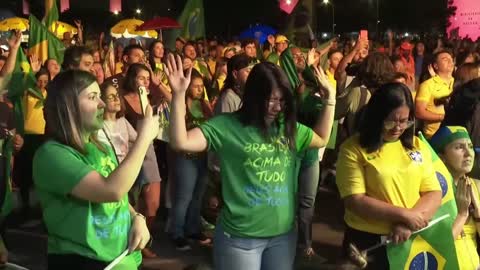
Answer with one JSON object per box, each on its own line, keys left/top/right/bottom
{"left": 14, "top": 68, "right": 48, "bottom": 213}
{"left": 430, "top": 126, "right": 480, "bottom": 269}
{"left": 336, "top": 83, "right": 442, "bottom": 269}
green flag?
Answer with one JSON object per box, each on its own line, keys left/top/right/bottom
{"left": 178, "top": 0, "right": 205, "bottom": 40}
{"left": 7, "top": 47, "right": 38, "bottom": 135}
{"left": 279, "top": 46, "right": 301, "bottom": 92}
{"left": 43, "top": 0, "right": 59, "bottom": 31}
{"left": 0, "top": 138, "right": 14, "bottom": 217}
{"left": 386, "top": 133, "right": 459, "bottom": 269}
{"left": 29, "top": 15, "right": 65, "bottom": 65}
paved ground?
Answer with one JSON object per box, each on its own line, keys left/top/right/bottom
{"left": 3, "top": 187, "right": 346, "bottom": 270}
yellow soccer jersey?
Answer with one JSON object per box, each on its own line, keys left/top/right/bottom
{"left": 336, "top": 135, "right": 441, "bottom": 234}
{"left": 416, "top": 75, "right": 454, "bottom": 138}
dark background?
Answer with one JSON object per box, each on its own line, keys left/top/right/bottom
{"left": 0, "top": 0, "right": 454, "bottom": 38}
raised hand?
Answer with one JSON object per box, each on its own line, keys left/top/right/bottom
{"left": 8, "top": 30, "right": 22, "bottom": 50}
{"left": 165, "top": 54, "right": 192, "bottom": 94}
{"left": 145, "top": 63, "right": 162, "bottom": 87}
{"left": 74, "top": 19, "right": 83, "bottom": 30}
{"left": 313, "top": 65, "right": 336, "bottom": 100}
{"left": 137, "top": 104, "right": 160, "bottom": 142}
{"left": 29, "top": 54, "right": 41, "bottom": 73}
{"left": 428, "top": 64, "right": 436, "bottom": 77}
{"left": 267, "top": 35, "right": 275, "bottom": 46}
{"left": 306, "top": 48, "right": 318, "bottom": 67}
{"left": 354, "top": 37, "right": 369, "bottom": 53}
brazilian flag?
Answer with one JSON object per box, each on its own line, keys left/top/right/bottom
{"left": 28, "top": 15, "right": 65, "bottom": 65}
{"left": 386, "top": 133, "right": 459, "bottom": 269}
{"left": 279, "top": 46, "right": 339, "bottom": 150}
{"left": 3, "top": 46, "right": 38, "bottom": 218}
{"left": 43, "top": 0, "right": 59, "bottom": 32}
{"left": 7, "top": 46, "right": 38, "bottom": 135}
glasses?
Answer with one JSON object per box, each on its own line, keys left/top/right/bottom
{"left": 105, "top": 94, "right": 120, "bottom": 102}
{"left": 384, "top": 119, "right": 415, "bottom": 130}
{"left": 268, "top": 99, "right": 286, "bottom": 108}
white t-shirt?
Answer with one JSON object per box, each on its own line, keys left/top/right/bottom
{"left": 98, "top": 117, "right": 137, "bottom": 163}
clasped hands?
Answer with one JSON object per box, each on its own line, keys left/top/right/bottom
{"left": 390, "top": 209, "right": 428, "bottom": 245}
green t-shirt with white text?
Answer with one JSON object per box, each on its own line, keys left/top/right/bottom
{"left": 33, "top": 141, "right": 141, "bottom": 269}
{"left": 200, "top": 114, "right": 313, "bottom": 238}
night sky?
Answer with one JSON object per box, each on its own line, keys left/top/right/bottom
{"left": 0, "top": 0, "right": 452, "bottom": 38}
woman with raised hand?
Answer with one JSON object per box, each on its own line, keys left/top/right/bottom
{"left": 166, "top": 54, "right": 336, "bottom": 270}
{"left": 33, "top": 70, "right": 159, "bottom": 270}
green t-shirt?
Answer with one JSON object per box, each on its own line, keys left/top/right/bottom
{"left": 200, "top": 114, "right": 313, "bottom": 238}
{"left": 33, "top": 141, "right": 141, "bottom": 268}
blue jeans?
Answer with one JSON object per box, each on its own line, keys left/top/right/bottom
{"left": 297, "top": 161, "right": 320, "bottom": 249}
{"left": 171, "top": 154, "right": 208, "bottom": 239}
{"left": 214, "top": 224, "right": 297, "bottom": 270}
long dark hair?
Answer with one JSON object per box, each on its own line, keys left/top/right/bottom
{"left": 122, "top": 63, "right": 151, "bottom": 93}
{"left": 148, "top": 40, "right": 164, "bottom": 70}
{"left": 237, "top": 62, "right": 296, "bottom": 149}
{"left": 359, "top": 82, "right": 415, "bottom": 153}
{"left": 44, "top": 70, "right": 105, "bottom": 154}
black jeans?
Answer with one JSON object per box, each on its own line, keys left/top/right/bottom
{"left": 48, "top": 254, "right": 109, "bottom": 270}
{"left": 341, "top": 226, "right": 389, "bottom": 270}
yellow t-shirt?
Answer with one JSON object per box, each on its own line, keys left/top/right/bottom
{"left": 336, "top": 135, "right": 441, "bottom": 234}
{"left": 114, "top": 62, "right": 123, "bottom": 75}
{"left": 216, "top": 73, "right": 226, "bottom": 91}
{"left": 24, "top": 90, "right": 47, "bottom": 134}
{"left": 207, "top": 58, "right": 216, "bottom": 76}
{"left": 154, "top": 62, "right": 169, "bottom": 86}
{"left": 415, "top": 75, "right": 454, "bottom": 138}
{"left": 325, "top": 69, "right": 337, "bottom": 90}
{"left": 454, "top": 179, "right": 480, "bottom": 270}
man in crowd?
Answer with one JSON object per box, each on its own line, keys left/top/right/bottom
{"left": 266, "top": 35, "right": 289, "bottom": 65}
{"left": 241, "top": 38, "right": 258, "bottom": 60}
{"left": 183, "top": 41, "right": 210, "bottom": 80}
{"left": 62, "top": 45, "right": 95, "bottom": 73}
{"left": 415, "top": 50, "right": 455, "bottom": 138}
{"left": 104, "top": 44, "right": 145, "bottom": 90}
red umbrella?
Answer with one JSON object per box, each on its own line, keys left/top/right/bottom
{"left": 137, "top": 17, "right": 181, "bottom": 31}
{"left": 137, "top": 17, "right": 181, "bottom": 41}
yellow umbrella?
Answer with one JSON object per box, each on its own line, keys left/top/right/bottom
{"left": 52, "top": 21, "right": 78, "bottom": 39}
{"left": 110, "top": 18, "right": 158, "bottom": 39}
{"left": 0, "top": 17, "right": 29, "bottom": 32}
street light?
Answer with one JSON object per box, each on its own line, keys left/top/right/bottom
{"left": 136, "top": 9, "right": 141, "bottom": 14}
{"left": 323, "top": 0, "right": 335, "bottom": 36}
{"left": 376, "top": 0, "right": 379, "bottom": 38}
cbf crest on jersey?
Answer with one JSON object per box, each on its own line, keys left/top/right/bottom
{"left": 409, "top": 151, "right": 423, "bottom": 163}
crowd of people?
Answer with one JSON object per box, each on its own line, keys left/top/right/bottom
{"left": 0, "top": 17, "right": 480, "bottom": 270}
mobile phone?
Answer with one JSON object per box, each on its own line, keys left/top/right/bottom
{"left": 360, "top": 30, "right": 368, "bottom": 40}
{"left": 138, "top": 86, "right": 149, "bottom": 116}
